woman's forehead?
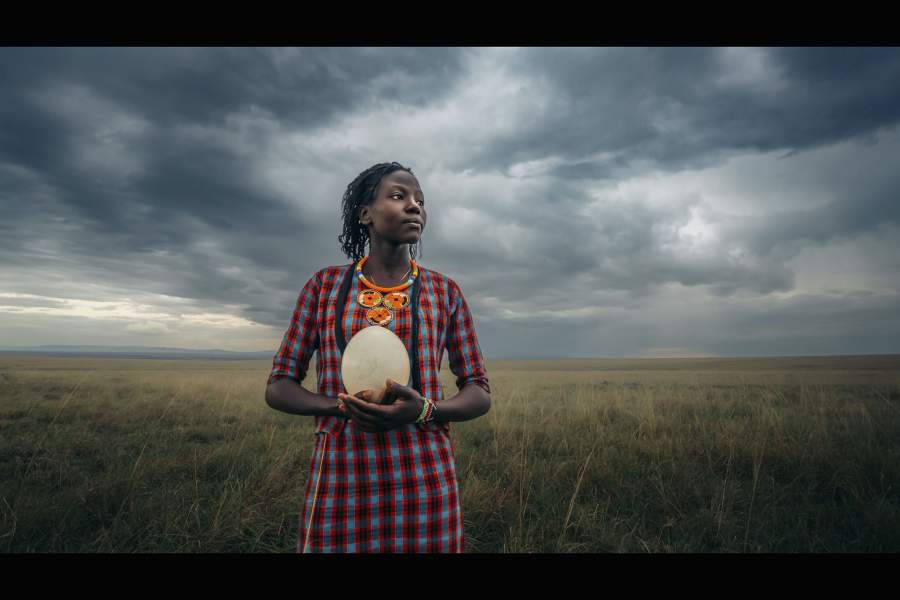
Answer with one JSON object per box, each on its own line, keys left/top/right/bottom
{"left": 381, "top": 170, "right": 421, "bottom": 190}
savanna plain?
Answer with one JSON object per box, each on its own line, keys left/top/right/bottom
{"left": 1, "top": 353, "right": 898, "bottom": 553}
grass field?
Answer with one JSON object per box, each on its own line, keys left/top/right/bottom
{"left": 1, "top": 353, "right": 899, "bottom": 552}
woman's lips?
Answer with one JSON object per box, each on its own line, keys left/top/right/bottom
{"left": 404, "top": 222, "right": 422, "bottom": 228}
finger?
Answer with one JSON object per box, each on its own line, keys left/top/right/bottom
{"left": 381, "top": 387, "right": 421, "bottom": 411}
{"left": 352, "top": 406, "right": 393, "bottom": 431}
{"left": 355, "top": 389, "right": 374, "bottom": 402}
{"left": 353, "top": 397, "right": 401, "bottom": 424}
{"left": 343, "top": 394, "right": 391, "bottom": 418}
{"left": 385, "top": 378, "right": 414, "bottom": 400}
{"left": 337, "top": 395, "right": 358, "bottom": 417}
{"left": 350, "top": 413, "right": 381, "bottom": 432}
{"left": 340, "top": 393, "right": 372, "bottom": 409}
{"left": 377, "top": 387, "right": 397, "bottom": 405}
{"left": 344, "top": 398, "right": 379, "bottom": 422}
{"left": 340, "top": 394, "right": 396, "bottom": 428}
{"left": 343, "top": 399, "right": 384, "bottom": 429}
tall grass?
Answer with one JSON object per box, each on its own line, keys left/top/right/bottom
{"left": 1, "top": 355, "right": 898, "bottom": 552}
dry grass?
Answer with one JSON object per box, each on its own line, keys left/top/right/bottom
{"left": 1, "top": 354, "right": 898, "bottom": 552}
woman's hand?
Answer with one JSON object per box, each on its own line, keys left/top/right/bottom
{"left": 338, "top": 378, "right": 425, "bottom": 433}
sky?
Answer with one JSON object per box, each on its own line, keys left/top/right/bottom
{"left": 1, "top": 47, "right": 899, "bottom": 359}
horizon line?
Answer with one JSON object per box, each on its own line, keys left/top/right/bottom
{"left": 1, "top": 344, "right": 898, "bottom": 362}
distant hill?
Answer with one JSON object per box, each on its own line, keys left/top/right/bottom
{"left": 0, "top": 344, "right": 274, "bottom": 360}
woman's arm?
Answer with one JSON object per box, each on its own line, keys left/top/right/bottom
{"left": 442, "top": 277, "right": 492, "bottom": 422}
{"left": 339, "top": 378, "right": 489, "bottom": 432}
{"left": 431, "top": 382, "right": 490, "bottom": 422}
{"left": 266, "top": 271, "right": 328, "bottom": 416}
{"left": 266, "top": 378, "right": 342, "bottom": 417}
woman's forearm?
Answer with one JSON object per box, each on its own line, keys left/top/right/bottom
{"left": 431, "top": 383, "right": 490, "bottom": 423}
{"left": 265, "top": 378, "right": 342, "bottom": 417}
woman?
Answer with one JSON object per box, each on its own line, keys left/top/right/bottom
{"left": 265, "top": 161, "right": 492, "bottom": 553}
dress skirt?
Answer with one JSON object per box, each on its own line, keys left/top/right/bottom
{"left": 297, "top": 420, "right": 464, "bottom": 553}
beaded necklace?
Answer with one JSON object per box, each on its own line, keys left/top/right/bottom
{"left": 355, "top": 255, "right": 419, "bottom": 326}
{"left": 335, "top": 259, "right": 433, "bottom": 425}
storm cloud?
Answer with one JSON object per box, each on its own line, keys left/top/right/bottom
{"left": 1, "top": 47, "right": 898, "bottom": 358}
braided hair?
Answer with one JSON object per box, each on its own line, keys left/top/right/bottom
{"left": 338, "top": 161, "right": 423, "bottom": 263}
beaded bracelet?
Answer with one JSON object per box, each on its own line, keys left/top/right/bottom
{"left": 415, "top": 397, "right": 429, "bottom": 423}
{"left": 416, "top": 397, "right": 436, "bottom": 424}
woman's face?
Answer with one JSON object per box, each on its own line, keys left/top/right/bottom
{"left": 360, "top": 169, "right": 426, "bottom": 245}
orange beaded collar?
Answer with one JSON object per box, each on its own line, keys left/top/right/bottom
{"left": 355, "top": 256, "right": 419, "bottom": 326}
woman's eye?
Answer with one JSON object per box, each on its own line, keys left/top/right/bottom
{"left": 392, "top": 192, "right": 423, "bottom": 206}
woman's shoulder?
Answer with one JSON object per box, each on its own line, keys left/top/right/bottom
{"left": 313, "top": 263, "right": 355, "bottom": 280}
{"left": 414, "top": 264, "right": 445, "bottom": 286}
{"left": 417, "top": 265, "right": 467, "bottom": 301}
{"left": 295, "top": 264, "right": 353, "bottom": 295}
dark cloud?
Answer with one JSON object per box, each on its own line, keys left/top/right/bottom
{"left": 1, "top": 47, "right": 898, "bottom": 356}
{"left": 460, "top": 47, "right": 900, "bottom": 178}
{"left": 0, "top": 48, "right": 467, "bottom": 130}
{"left": 1, "top": 48, "right": 471, "bottom": 328}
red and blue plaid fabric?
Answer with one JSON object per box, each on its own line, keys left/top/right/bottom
{"left": 268, "top": 263, "right": 491, "bottom": 552}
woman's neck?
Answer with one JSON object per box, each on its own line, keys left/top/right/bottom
{"left": 363, "top": 239, "right": 412, "bottom": 280}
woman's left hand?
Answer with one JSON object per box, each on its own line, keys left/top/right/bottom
{"left": 338, "top": 378, "right": 424, "bottom": 433}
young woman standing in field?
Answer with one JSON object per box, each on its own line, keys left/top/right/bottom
{"left": 265, "top": 162, "right": 492, "bottom": 553}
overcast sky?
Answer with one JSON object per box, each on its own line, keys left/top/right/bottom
{"left": 1, "top": 47, "right": 899, "bottom": 359}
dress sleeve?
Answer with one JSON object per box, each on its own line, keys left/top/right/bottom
{"left": 445, "top": 277, "right": 491, "bottom": 395}
{"left": 267, "top": 271, "right": 321, "bottom": 386}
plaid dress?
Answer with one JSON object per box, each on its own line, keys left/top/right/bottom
{"left": 267, "top": 263, "right": 491, "bottom": 553}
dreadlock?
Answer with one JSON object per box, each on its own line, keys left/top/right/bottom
{"left": 338, "top": 161, "right": 423, "bottom": 263}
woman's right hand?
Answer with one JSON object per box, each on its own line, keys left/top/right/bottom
{"left": 338, "top": 390, "right": 389, "bottom": 433}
